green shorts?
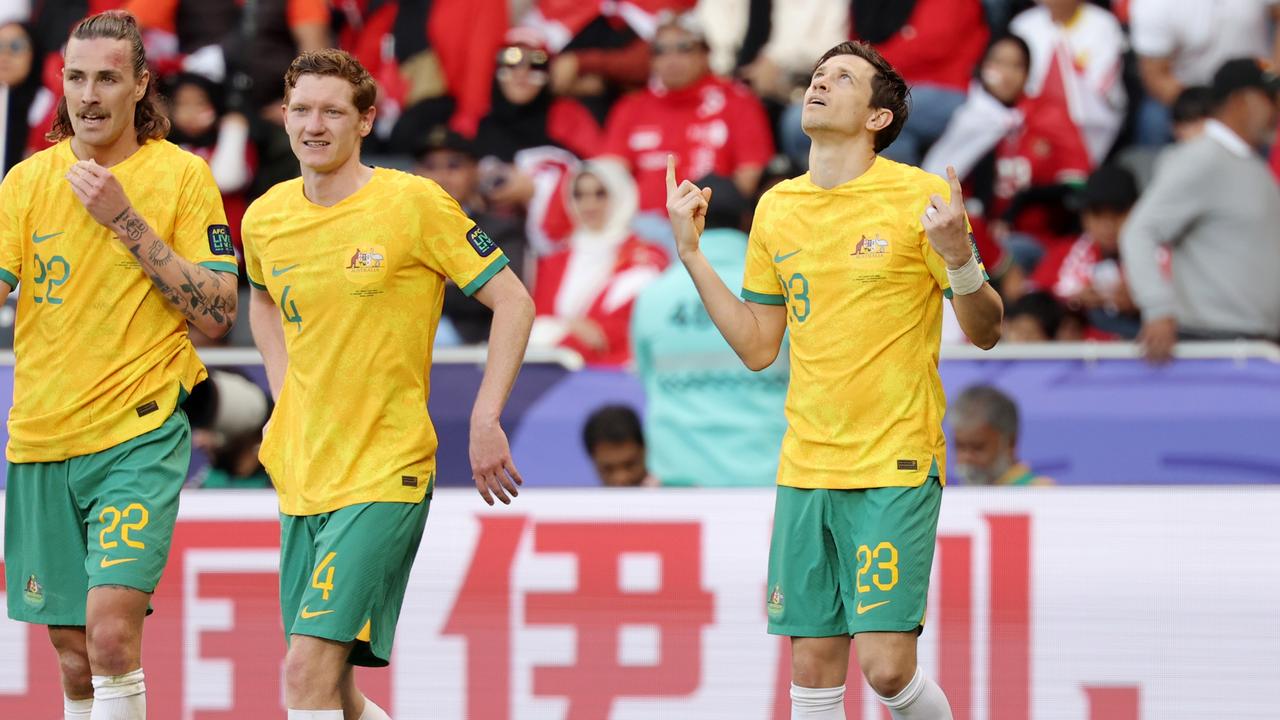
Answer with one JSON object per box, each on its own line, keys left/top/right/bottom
{"left": 279, "top": 498, "right": 430, "bottom": 667}
{"left": 766, "top": 479, "right": 942, "bottom": 637}
{"left": 5, "top": 410, "right": 191, "bottom": 626}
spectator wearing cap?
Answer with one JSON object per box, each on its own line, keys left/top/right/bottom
{"left": 1030, "top": 164, "right": 1141, "bottom": 339}
{"left": 950, "top": 385, "right": 1053, "bottom": 486}
{"left": 631, "top": 174, "right": 787, "bottom": 487}
{"left": 529, "top": 159, "right": 667, "bottom": 367}
{"left": 1122, "top": 58, "right": 1280, "bottom": 363}
{"left": 601, "top": 11, "right": 773, "bottom": 245}
{"left": 1130, "top": 0, "right": 1280, "bottom": 146}
{"left": 414, "top": 126, "right": 531, "bottom": 344}
{"left": 1010, "top": 0, "right": 1127, "bottom": 164}
{"left": 1118, "top": 85, "right": 1215, "bottom": 188}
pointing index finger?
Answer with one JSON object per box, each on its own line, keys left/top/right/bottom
{"left": 946, "top": 165, "right": 964, "bottom": 208}
{"left": 666, "top": 154, "right": 678, "bottom": 196}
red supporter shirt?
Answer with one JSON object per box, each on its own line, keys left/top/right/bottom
{"left": 854, "top": 0, "right": 989, "bottom": 92}
{"left": 993, "top": 91, "right": 1092, "bottom": 241}
{"left": 603, "top": 74, "right": 774, "bottom": 213}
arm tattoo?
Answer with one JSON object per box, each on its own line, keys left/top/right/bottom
{"left": 120, "top": 208, "right": 235, "bottom": 331}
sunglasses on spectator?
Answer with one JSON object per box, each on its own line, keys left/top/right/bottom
{"left": 652, "top": 40, "right": 702, "bottom": 56}
{"left": 496, "top": 46, "right": 549, "bottom": 71}
{"left": 0, "top": 38, "right": 30, "bottom": 54}
{"left": 573, "top": 188, "right": 608, "bottom": 200}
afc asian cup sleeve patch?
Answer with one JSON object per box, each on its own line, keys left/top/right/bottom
{"left": 466, "top": 225, "right": 498, "bottom": 257}
{"left": 208, "top": 225, "right": 235, "bottom": 256}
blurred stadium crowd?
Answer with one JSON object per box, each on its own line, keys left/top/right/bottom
{"left": 2, "top": 0, "right": 1279, "bottom": 488}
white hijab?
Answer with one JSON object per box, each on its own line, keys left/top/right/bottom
{"left": 553, "top": 159, "right": 639, "bottom": 318}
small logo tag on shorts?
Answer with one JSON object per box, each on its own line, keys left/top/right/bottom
{"left": 402, "top": 475, "right": 418, "bottom": 488}
{"left": 897, "top": 459, "right": 918, "bottom": 471}
{"left": 766, "top": 584, "right": 785, "bottom": 616}
{"left": 136, "top": 400, "right": 159, "bottom": 417}
{"left": 23, "top": 574, "right": 44, "bottom": 608}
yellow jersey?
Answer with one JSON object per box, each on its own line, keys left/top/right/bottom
{"left": 0, "top": 140, "right": 236, "bottom": 463}
{"left": 741, "top": 156, "right": 982, "bottom": 490}
{"left": 242, "top": 168, "right": 509, "bottom": 516}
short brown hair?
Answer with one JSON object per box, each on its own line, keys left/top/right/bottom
{"left": 813, "top": 41, "right": 910, "bottom": 153}
{"left": 283, "top": 49, "right": 377, "bottom": 114}
{"left": 48, "top": 10, "right": 169, "bottom": 144}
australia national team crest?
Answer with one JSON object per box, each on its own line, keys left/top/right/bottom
{"left": 24, "top": 574, "right": 44, "bottom": 608}
{"left": 767, "top": 584, "right": 784, "bottom": 616}
{"left": 343, "top": 244, "right": 388, "bottom": 285}
{"left": 851, "top": 234, "right": 890, "bottom": 258}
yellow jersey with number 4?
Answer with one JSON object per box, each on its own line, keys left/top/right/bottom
{"left": 741, "top": 156, "right": 982, "bottom": 490}
{"left": 242, "top": 168, "right": 509, "bottom": 516}
{"left": 0, "top": 140, "right": 236, "bottom": 463}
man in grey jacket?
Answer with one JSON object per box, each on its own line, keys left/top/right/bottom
{"left": 1121, "top": 58, "right": 1280, "bottom": 363}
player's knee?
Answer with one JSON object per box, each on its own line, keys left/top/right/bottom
{"left": 283, "top": 644, "right": 343, "bottom": 699}
{"left": 791, "top": 642, "right": 848, "bottom": 687}
{"left": 86, "top": 618, "right": 140, "bottom": 676}
{"left": 55, "top": 646, "right": 93, "bottom": 695}
{"left": 863, "top": 660, "right": 914, "bottom": 699}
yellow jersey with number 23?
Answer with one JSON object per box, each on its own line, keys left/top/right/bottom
{"left": 741, "top": 156, "right": 982, "bottom": 491}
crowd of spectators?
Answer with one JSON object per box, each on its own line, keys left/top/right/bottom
{"left": 3, "top": 0, "right": 1280, "bottom": 368}
{"left": 12, "top": 1, "right": 1276, "bottom": 489}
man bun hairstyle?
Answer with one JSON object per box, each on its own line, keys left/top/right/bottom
{"left": 48, "top": 10, "right": 169, "bottom": 143}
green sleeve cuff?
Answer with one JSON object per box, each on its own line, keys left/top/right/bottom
{"left": 247, "top": 276, "right": 268, "bottom": 291}
{"left": 460, "top": 254, "right": 510, "bottom": 296}
{"left": 0, "top": 267, "right": 18, "bottom": 288}
{"left": 741, "top": 288, "right": 786, "bottom": 305}
{"left": 199, "top": 260, "right": 240, "bottom": 276}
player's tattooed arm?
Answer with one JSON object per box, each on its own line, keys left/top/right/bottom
{"left": 64, "top": 160, "right": 237, "bottom": 337}
{"left": 111, "top": 207, "right": 238, "bottom": 338}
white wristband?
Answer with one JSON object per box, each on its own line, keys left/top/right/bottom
{"left": 946, "top": 254, "right": 984, "bottom": 296}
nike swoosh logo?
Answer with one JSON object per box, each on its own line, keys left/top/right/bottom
{"left": 100, "top": 557, "right": 138, "bottom": 568}
{"left": 32, "top": 231, "right": 64, "bottom": 244}
{"left": 856, "top": 600, "right": 890, "bottom": 615}
{"left": 300, "top": 606, "right": 334, "bottom": 619}
{"left": 271, "top": 263, "right": 300, "bottom": 277}
{"left": 773, "top": 249, "right": 801, "bottom": 263}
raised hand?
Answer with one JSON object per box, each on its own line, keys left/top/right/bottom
{"left": 922, "top": 166, "right": 974, "bottom": 268}
{"left": 665, "top": 154, "right": 713, "bottom": 262}
{"left": 65, "top": 160, "right": 134, "bottom": 232}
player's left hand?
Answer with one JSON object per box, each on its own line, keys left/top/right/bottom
{"left": 922, "top": 166, "right": 974, "bottom": 268}
{"left": 469, "top": 418, "right": 523, "bottom": 506}
{"left": 65, "top": 160, "right": 133, "bottom": 232}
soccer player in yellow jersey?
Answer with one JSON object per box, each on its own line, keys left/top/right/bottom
{"left": 242, "top": 50, "right": 534, "bottom": 720}
{"left": 669, "top": 42, "right": 1004, "bottom": 720}
{"left": 0, "top": 11, "right": 238, "bottom": 720}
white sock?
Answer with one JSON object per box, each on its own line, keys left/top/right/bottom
{"left": 877, "top": 667, "right": 953, "bottom": 720}
{"left": 359, "top": 696, "right": 391, "bottom": 719}
{"left": 791, "top": 683, "right": 846, "bottom": 719}
{"left": 287, "top": 711, "right": 343, "bottom": 719}
{"left": 64, "top": 695, "right": 93, "bottom": 719}
{"left": 90, "top": 669, "right": 145, "bottom": 720}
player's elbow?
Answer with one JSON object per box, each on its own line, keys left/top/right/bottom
{"left": 739, "top": 345, "right": 780, "bottom": 372}
{"left": 971, "top": 324, "right": 1001, "bottom": 350}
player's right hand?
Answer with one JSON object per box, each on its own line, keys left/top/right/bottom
{"left": 665, "top": 155, "right": 713, "bottom": 262}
